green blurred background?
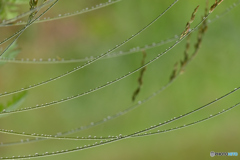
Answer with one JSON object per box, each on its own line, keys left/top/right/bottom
{"left": 0, "top": 0, "right": 240, "bottom": 159}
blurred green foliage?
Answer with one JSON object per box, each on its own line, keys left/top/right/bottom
{"left": 0, "top": 91, "right": 27, "bottom": 117}
{"left": 0, "top": 41, "right": 20, "bottom": 65}
{"left": 0, "top": 0, "right": 28, "bottom": 20}
{"left": 0, "top": 0, "right": 239, "bottom": 160}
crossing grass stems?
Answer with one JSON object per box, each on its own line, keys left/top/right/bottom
{"left": 0, "top": 0, "right": 239, "bottom": 159}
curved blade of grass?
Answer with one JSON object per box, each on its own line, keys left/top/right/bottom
{"left": 0, "top": 2, "right": 216, "bottom": 116}
{"left": 0, "top": 0, "right": 58, "bottom": 57}
{"left": 0, "top": 17, "right": 237, "bottom": 142}
{"left": 1, "top": 0, "right": 234, "bottom": 144}
{"left": 0, "top": 2, "right": 215, "bottom": 116}
{"left": 0, "top": 0, "right": 59, "bottom": 46}
{"left": 0, "top": 0, "right": 179, "bottom": 97}
{"left": 0, "top": 0, "right": 121, "bottom": 27}
{"left": 0, "top": 70, "right": 175, "bottom": 146}
{"left": 1, "top": 0, "right": 239, "bottom": 64}
{"left": 0, "top": 51, "right": 195, "bottom": 146}
{"left": 0, "top": 35, "right": 178, "bottom": 64}
{"left": 0, "top": 85, "right": 238, "bottom": 140}
{"left": 0, "top": 0, "right": 55, "bottom": 26}
{"left": 1, "top": 99, "right": 238, "bottom": 159}
{"left": 134, "top": 102, "right": 240, "bottom": 138}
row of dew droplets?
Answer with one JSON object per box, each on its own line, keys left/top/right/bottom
{"left": 206, "top": 0, "right": 240, "bottom": 24}
{"left": 0, "top": 0, "right": 59, "bottom": 56}
{"left": 0, "top": 0, "right": 234, "bottom": 158}
{"left": 0, "top": 34, "right": 186, "bottom": 113}
{"left": 0, "top": 0, "right": 55, "bottom": 26}
{"left": 0, "top": 0, "right": 121, "bottom": 27}
{"left": 0, "top": 0, "right": 119, "bottom": 48}
{"left": 1, "top": 0, "right": 239, "bottom": 63}
{"left": 1, "top": 11, "right": 236, "bottom": 144}
{"left": 0, "top": 86, "right": 239, "bottom": 141}
{"left": 0, "top": 1, "right": 237, "bottom": 159}
{"left": 1, "top": 91, "right": 239, "bottom": 159}
{"left": 0, "top": 77, "right": 173, "bottom": 147}
{"left": 0, "top": 35, "right": 179, "bottom": 64}
{"left": 0, "top": 0, "right": 57, "bottom": 57}
{"left": 0, "top": 0, "right": 232, "bottom": 142}
{"left": 0, "top": 0, "right": 240, "bottom": 64}
{"left": 0, "top": 0, "right": 225, "bottom": 116}
{"left": 35, "top": 0, "right": 120, "bottom": 24}
{"left": 135, "top": 102, "right": 240, "bottom": 138}
{"left": 0, "top": 0, "right": 184, "bottom": 149}
{"left": 0, "top": 0, "right": 180, "bottom": 100}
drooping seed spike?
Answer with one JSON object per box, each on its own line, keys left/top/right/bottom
{"left": 180, "top": 5, "right": 200, "bottom": 39}
{"left": 190, "top": 5, "right": 200, "bottom": 23}
{"left": 209, "top": 0, "right": 218, "bottom": 13}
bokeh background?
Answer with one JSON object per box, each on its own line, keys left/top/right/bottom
{"left": 0, "top": 0, "right": 240, "bottom": 159}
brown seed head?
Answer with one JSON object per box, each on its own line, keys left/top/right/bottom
{"left": 190, "top": 5, "right": 200, "bottom": 23}
{"left": 209, "top": 0, "right": 223, "bottom": 13}
{"left": 217, "top": 0, "right": 224, "bottom": 5}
